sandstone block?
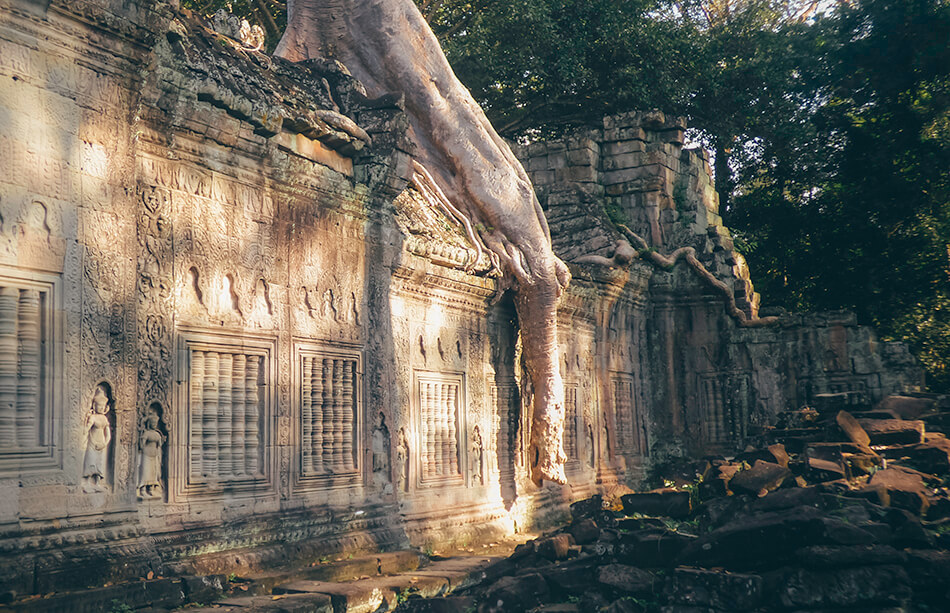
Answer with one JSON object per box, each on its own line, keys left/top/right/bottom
{"left": 596, "top": 564, "right": 654, "bottom": 593}
{"left": 728, "top": 460, "right": 790, "bottom": 496}
{"left": 836, "top": 410, "right": 872, "bottom": 448}
{"left": 536, "top": 534, "right": 572, "bottom": 561}
{"left": 870, "top": 467, "right": 931, "bottom": 515}
{"left": 876, "top": 395, "right": 937, "bottom": 419}
{"left": 483, "top": 573, "right": 550, "bottom": 611}
{"left": 775, "top": 565, "right": 911, "bottom": 609}
{"left": 568, "top": 518, "right": 601, "bottom": 545}
{"left": 667, "top": 568, "right": 763, "bottom": 611}
{"left": 621, "top": 490, "right": 691, "bottom": 519}
{"left": 858, "top": 418, "right": 925, "bottom": 445}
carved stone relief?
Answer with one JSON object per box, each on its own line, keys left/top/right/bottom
{"left": 82, "top": 383, "right": 114, "bottom": 493}
{"left": 371, "top": 412, "right": 391, "bottom": 494}
{"left": 470, "top": 425, "right": 484, "bottom": 486}
{"left": 137, "top": 402, "right": 167, "bottom": 501}
{"left": 395, "top": 427, "right": 409, "bottom": 494}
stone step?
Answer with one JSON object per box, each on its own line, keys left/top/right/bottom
{"left": 183, "top": 556, "right": 501, "bottom": 613}
{"left": 237, "top": 550, "right": 425, "bottom": 596}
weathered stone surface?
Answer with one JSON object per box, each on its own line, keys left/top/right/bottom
{"left": 536, "top": 535, "right": 572, "bottom": 562}
{"left": 481, "top": 573, "right": 550, "bottom": 611}
{"left": 870, "top": 467, "right": 931, "bottom": 515}
{"left": 618, "top": 530, "right": 696, "bottom": 567}
{"left": 837, "top": 410, "right": 872, "bottom": 449}
{"left": 858, "top": 419, "right": 926, "bottom": 445}
{"left": 728, "top": 460, "right": 790, "bottom": 496}
{"left": 876, "top": 395, "right": 936, "bottom": 419}
{"left": 621, "top": 490, "right": 691, "bottom": 518}
{"left": 596, "top": 564, "right": 655, "bottom": 593}
{"left": 666, "top": 568, "right": 763, "bottom": 611}
{"left": 774, "top": 565, "right": 911, "bottom": 609}
{"left": 568, "top": 518, "right": 601, "bottom": 545}
{"left": 807, "top": 456, "right": 848, "bottom": 482}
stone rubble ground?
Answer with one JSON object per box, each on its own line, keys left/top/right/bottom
{"left": 397, "top": 392, "right": 950, "bottom": 612}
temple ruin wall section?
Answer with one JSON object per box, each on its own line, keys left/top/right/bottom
{"left": 0, "top": 0, "right": 922, "bottom": 596}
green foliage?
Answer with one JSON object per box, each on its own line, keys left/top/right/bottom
{"left": 727, "top": 0, "right": 950, "bottom": 390}
{"left": 108, "top": 600, "right": 134, "bottom": 613}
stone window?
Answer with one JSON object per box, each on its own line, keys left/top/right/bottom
{"left": 0, "top": 270, "right": 57, "bottom": 473}
{"left": 295, "top": 343, "right": 361, "bottom": 489}
{"left": 416, "top": 372, "right": 465, "bottom": 486}
{"left": 490, "top": 383, "right": 517, "bottom": 481}
{"left": 175, "top": 331, "right": 274, "bottom": 498}
{"left": 612, "top": 374, "right": 647, "bottom": 456}
{"left": 563, "top": 383, "right": 579, "bottom": 461}
{"left": 700, "top": 373, "right": 750, "bottom": 447}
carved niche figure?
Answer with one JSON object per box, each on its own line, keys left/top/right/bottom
{"left": 371, "top": 412, "right": 392, "bottom": 494}
{"left": 82, "top": 384, "right": 113, "bottom": 493}
{"left": 137, "top": 403, "right": 167, "bottom": 500}
{"left": 471, "top": 426, "right": 484, "bottom": 485}
{"left": 395, "top": 427, "right": 409, "bottom": 493}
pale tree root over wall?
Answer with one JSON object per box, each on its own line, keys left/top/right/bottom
{"left": 276, "top": 0, "right": 571, "bottom": 483}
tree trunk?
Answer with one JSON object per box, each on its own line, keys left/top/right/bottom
{"left": 276, "top": 0, "right": 570, "bottom": 484}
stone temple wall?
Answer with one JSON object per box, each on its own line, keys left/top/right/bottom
{"left": 0, "top": 0, "right": 922, "bottom": 599}
{"left": 512, "top": 111, "right": 923, "bottom": 459}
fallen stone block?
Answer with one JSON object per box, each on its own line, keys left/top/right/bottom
{"left": 679, "top": 507, "right": 831, "bottom": 569}
{"left": 596, "top": 564, "right": 655, "bottom": 594}
{"left": 884, "top": 438, "right": 950, "bottom": 475}
{"left": 274, "top": 579, "right": 397, "bottom": 613}
{"left": 728, "top": 460, "right": 790, "bottom": 496}
{"left": 567, "top": 519, "right": 600, "bottom": 545}
{"left": 806, "top": 456, "right": 848, "bottom": 482}
{"left": 215, "top": 593, "right": 334, "bottom": 612}
{"left": 876, "top": 395, "right": 937, "bottom": 419}
{"left": 617, "top": 530, "right": 696, "bottom": 568}
{"left": 541, "top": 557, "right": 599, "bottom": 595}
{"left": 837, "top": 410, "right": 872, "bottom": 448}
{"left": 750, "top": 485, "right": 823, "bottom": 513}
{"left": 482, "top": 572, "right": 550, "bottom": 611}
{"left": 884, "top": 508, "right": 935, "bottom": 548}
{"left": 773, "top": 565, "right": 911, "bottom": 609}
{"left": 858, "top": 418, "right": 925, "bottom": 445}
{"left": 666, "top": 568, "right": 763, "bottom": 611}
{"left": 397, "top": 596, "right": 474, "bottom": 613}
{"left": 536, "top": 534, "right": 572, "bottom": 562}
{"left": 621, "top": 489, "right": 691, "bottom": 519}
{"left": 870, "top": 467, "right": 931, "bottom": 516}
{"left": 570, "top": 496, "right": 604, "bottom": 521}
{"left": 794, "top": 544, "right": 904, "bottom": 568}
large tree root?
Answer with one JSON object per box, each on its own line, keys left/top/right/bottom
{"left": 277, "top": 0, "right": 571, "bottom": 484}
{"left": 617, "top": 225, "right": 779, "bottom": 328}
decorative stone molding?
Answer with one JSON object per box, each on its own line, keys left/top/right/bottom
{"left": 172, "top": 329, "right": 277, "bottom": 501}
{"left": 0, "top": 266, "right": 59, "bottom": 474}
{"left": 292, "top": 341, "right": 363, "bottom": 491}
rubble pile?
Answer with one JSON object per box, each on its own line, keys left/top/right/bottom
{"left": 403, "top": 393, "right": 950, "bottom": 612}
